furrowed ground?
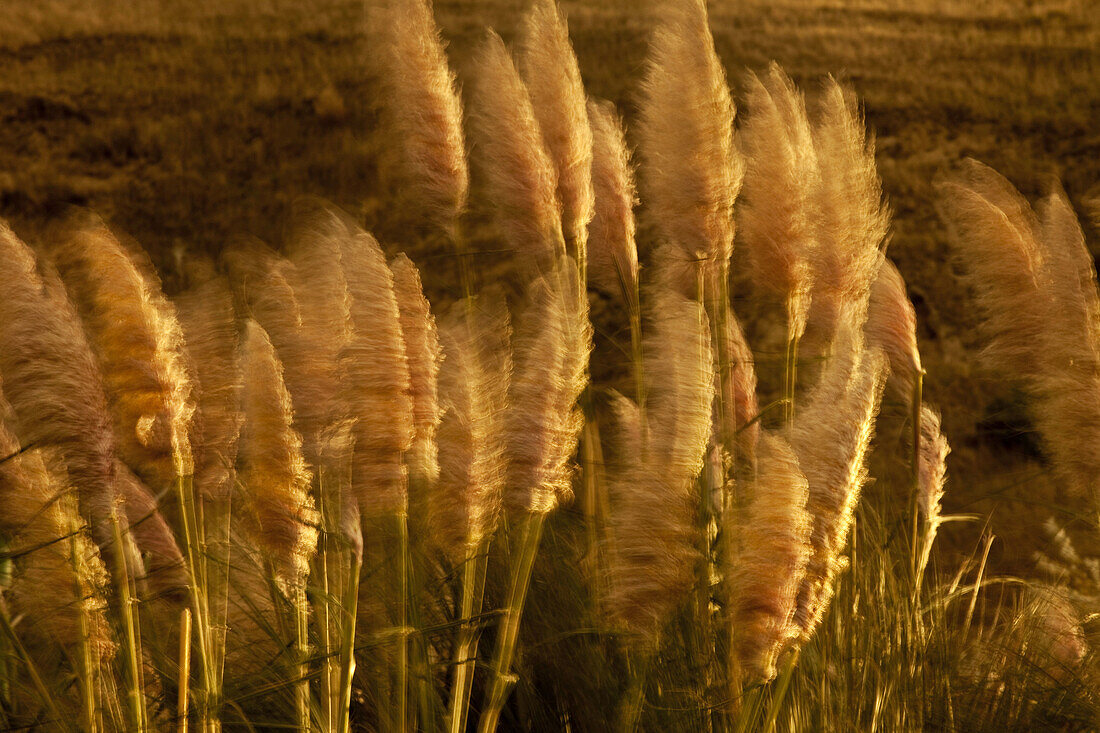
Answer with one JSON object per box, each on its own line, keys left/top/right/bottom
{"left": 1, "top": 0, "right": 1098, "bottom": 568}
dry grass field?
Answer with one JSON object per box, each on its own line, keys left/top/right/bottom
{"left": 1, "top": 0, "right": 1100, "bottom": 729}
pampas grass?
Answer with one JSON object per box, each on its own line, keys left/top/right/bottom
{"left": 636, "top": 0, "right": 740, "bottom": 300}
{"left": 48, "top": 213, "right": 194, "bottom": 492}
{"left": 518, "top": 0, "right": 594, "bottom": 264}
{"left": 866, "top": 258, "right": 922, "bottom": 399}
{"left": 370, "top": 0, "right": 469, "bottom": 235}
{"left": 466, "top": 30, "right": 565, "bottom": 276}
{"left": 0, "top": 222, "right": 122, "bottom": 553}
{"left": 586, "top": 98, "right": 639, "bottom": 309}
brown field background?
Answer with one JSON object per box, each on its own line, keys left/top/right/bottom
{"left": 1, "top": 0, "right": 1099, "bottom": 571}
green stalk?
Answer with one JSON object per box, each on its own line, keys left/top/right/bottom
{"left": 447, "top": 545, "right": 489, "bottom": 733}
{"left": 110, "top": 510, "right": 148, "bottom": 732}
{"left": 178, "top": 608, "right": 192, "bottom": 733}
{"left": 295, "top": 587, "right": 311, "bottom": 733}
{"left": 66, "top": 514, "right": 98, "bottom": 733}
{"left": 396, "top": 514, "right": 410, "bottom": 732}
{"left": 174, "top": 474, "right": 216, "bottom": 732}
{"left": 336, "top": 554, "right": 360, "bottom": 733}
{"left": 477, "top": 511, "right": 547, "bottom": 733}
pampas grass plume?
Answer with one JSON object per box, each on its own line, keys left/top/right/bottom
{"left": 466, "top": 29, "right": 565, "bottom": 275}
{"left": 586, "top": 97, "right": 639, "bottom": 308}
{"left": 865, "top": 258, "right": 922, "bottom": 398}
{"left": 518, "top": 0, "right": 594, "bottom": 262}
{"left": 372, "top": 0, "right": 469, "bottom": 233}
{"left": 238, "top": 319, "right": 318, "bottom": 587}
{"left": 636, "top": 0, "right": 740, "bottom": 298}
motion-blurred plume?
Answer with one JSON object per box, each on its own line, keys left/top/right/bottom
{"left": 790, "top": 329, "right": 887, "bottom": 637}
{"left": 370, "top": 0, "right": 469, "bottom": 234}
{"left": 174, "top": 270, "right": 243, "bottom": 503}
{"left": 0, "top": 222, "right": 121, "bottom": 550}
{"left": 505, "top": 267, "right": 591, "bottom": 514}
{"left": 339, "top": 229, "right": 415, "bottom": 518}
{"left": 390, "top": 254, "right": 443, "bottom": 493}
{"left": 739, "top": 64, "right": 818, "bottom": 341}
{"left": 636, "top": 0, "right": 741, "bottom": 300}
{"left": 606, "top": 290, "right": 714, "bottom": 637}
{"left": 865, "top": 258, "right": 922, "bottom": 399}
{"left": 518, "top": 0, "right": 594, "bottom": 263}
{"left": 466, "top": 29, "right": 565, "bottom": 277}
{"left": 916, "top": 405, "right": 949, "bottom": 549}
{"left": 938, "top": 160, "right": 1100, "bottom": 506}
{"left": 49, "top": 213, "right": 194, "bottom": 491}
{"left": 431, "top": 292, "right": 511, "bottom": 565}
{"left": 808, "top": 77, "right": 888, "bottom": 345}
{"left": 586, "top": 98, "right": 639, "bottom": 309}
{"left": 727, "top": 431, "right": 811, "bottom": 683}
{"left": 0, "top": 402, "right": 114, "bottom": 677}
{"left": 237, "top": 319, "right": 318, "bottom": 588}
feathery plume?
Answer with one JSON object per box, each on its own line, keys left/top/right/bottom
{"left": 48, "top": 213, "right": 194, "bottom": 490}
{"left": 636, "top": 0, "right": 740, "bottom": 299}
{"left": 916, "top": 405, "right": 949, "bottom": 529}
{"left": 390, "top": 253, "right": 443, "bottom": 492}
{"left": 586, "top": 98, "right": 639, "bottom": 308}
{"left": 790, "top": 329, "right": 887, "bottom": 637}
{"left": 174, "top": 273, "right": 243, "bottom": 503}
{"left": 605, "top": 289, "right": 714, "bottom": 637}
{"left": 505, "top": 266, "right": 591, "bottom": 514}
{"left": 431, "top": 292, "right": 511, "bottom": 564}
{"left": 0, "top": 222, "right": 120, "bottom": 549}
{"left": 518, "top": 0, "right": 594, "bottom": 262}
{"left": 466, "top": 29, "right": 564, "bottom": 276}
{"left": 865, "top": 258, "right": 922, "bottom": 398}
{"left": 935, "top": 161, "right": 1046, "bottom": 382}
{"left": 371, "top": 0, "right": 469, "bottom": 233}
{"left": 339, "top": 229, "right": 415, "bottom": 517}
{"left": 738, "top": 64, "right": 817, "bottom": 339}
{"left": 808, "top": 77, "right": 888, "bottom": 342}
{"left": 237, "top": 319, "right": 318, "bottom": 587}
{"left": 728, "top": 430, "right": 811, "bottom": 682}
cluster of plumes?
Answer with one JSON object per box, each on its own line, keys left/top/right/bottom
{"left": 938, "top": 160, "right": 1100, "bottom": 507}
{"left": 0, "top": 398, "right": 114, "bottom": 674}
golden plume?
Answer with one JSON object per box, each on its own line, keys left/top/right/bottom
{"left": 371, "top": 0, "right": 468, "bottom": 233}
{"left": 518, "top": 0, "right": 594, "bottom": 263}
{"left": 790, "top": 327, "right": 887, "bottom": 637}
{"left": 727, "top": 430, "right": 811, "bottom": 683}
{"left": 390, "top": 253, "right": 443, "bottom": 491}
{"left": 431, "top": 292, "right": 512, "bottom": 565}
{"left": 339, "top": 228, "right": 415, "bottom": 518}
{"left": 865, "top": 258, "right": 922, "bottom": 399}
{"left": 113, "top": 459, "right": 189, "bottom": 600}
{"left": 0, "top": 402, "right": 114, "bottom": 672}
{"left": 48, "top": 213, "right": 194, "bottom": 490}
{"left": 586, "top": 97, "right": 639, "bottom": 309}
{"left": 738, "top": 64, "right": 818, "bottom": 341}
{"left": 605, "top": 288, "right": 714, "bottom": 637}
{"left": 636, "top": 0, "right": 741, "bottom": 300}
{"left": 505, "top": 265, "right": 591, "bottom": 514}
{"left": 0, "top": 222, "right": 121, "bottom": 550}
{"left": 716, "top": 310, "right": 760, "bottom": 467}
{"left": 916, "top": 405, "right": 949, "bottom": 530}
{"left": 466, "top": 29, "right": 564, "bottom": 276}
{"left": 237, "top": 319, "right": 318, "bottom": 587}
{"left": 174, "top": 271, "right": 243, "bottom": 503}
{"left": 809, "top": 77, "right": 888, "bottom": 343}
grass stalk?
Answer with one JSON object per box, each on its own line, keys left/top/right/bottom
{"left": 448, "top": 544, "right": 490, "bottom": 733}
{"left": 477, "top": 511, "right": 547, "bottom": 733}
{"left": 295, "top": 587, "right": 310, "bottom": 733}
{"left": 109, "top": 509, "right": 148, "bottom": 732}
{"left": 178, "top": 607, "right": 192, "bottom": 733}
